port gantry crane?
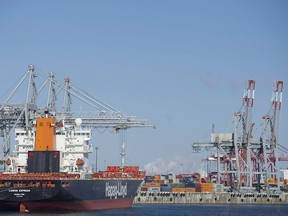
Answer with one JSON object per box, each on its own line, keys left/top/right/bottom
{"left": 192, "top": 80, "right": 286, "bottom": 193}
{"left": 0, "top": 65, "right": 155, "bottom": 160}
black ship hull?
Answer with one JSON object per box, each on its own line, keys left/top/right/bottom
{"left": 0, "top": 178, "right": 142, "bottom": 212}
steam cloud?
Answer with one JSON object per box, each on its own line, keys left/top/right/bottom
{"left": 144, "top": 156, "right": 192, "bottom": 175}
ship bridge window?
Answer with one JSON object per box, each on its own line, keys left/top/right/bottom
{"left": 16, "top": 132, "right": 27, "bottom": 136}
{"left": 75, "top": 132, "right": 90, "bottom": 136}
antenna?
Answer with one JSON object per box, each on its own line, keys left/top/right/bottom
{"left": 120, "top": 130, "right": 126, "bottom": 168}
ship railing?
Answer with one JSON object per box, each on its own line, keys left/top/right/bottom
{"left": 92, "top": 170, "right": 146, "bottom": 180}
{"left": 0, "top": 173, "right": 80, "bottom": 180}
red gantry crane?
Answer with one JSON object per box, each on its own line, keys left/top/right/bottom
{"left": 192, "top": 80, "right": 286, "bottom": 193}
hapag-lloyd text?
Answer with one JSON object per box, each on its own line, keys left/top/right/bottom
{"left": 105, "top": 182, "right": 127, "bottom": 198}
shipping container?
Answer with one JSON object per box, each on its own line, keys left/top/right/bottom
{"left": 172, "top": 187, "right": 186, "bottom": 193}
{"left": 195, "top": 183, "right": 213, "bottom": 192}
{"left": 171, "top": 183, "right": 185, "bottom": 188}
{"left": 147, "top": 187, "right": 161, "bottom": 192}
{"left": 154, "top": 175, "right": 161, "bottom": 180}
{"left": 160, "top": 186, "right": 172, "bottom": 192}
{"left": 145, "top": 182, "right": 161, "bottom": 187}
{"left": 185, "top": 182, "right": 196, "bottom": 188}
{"left": 185, "top": 187, "right": 196, "bottom": 192}
{"left": 140, "top": 187, "right": 148, "bottom": 191}
{"left": 144, "top": 176, "right": 153, "bottom": 182}
{"left": 213, "top": 184, "right": 223, "bottom": 192}
{"left": 268, "top": 178, "right": 276, "bottom": 184}
{"left": 163, "top": 179, "right": 169, "bottom": 184}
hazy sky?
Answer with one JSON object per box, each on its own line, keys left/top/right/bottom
{"left": 0, "top": 0, "right": 287, "bottom": 174}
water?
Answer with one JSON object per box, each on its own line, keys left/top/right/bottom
{"left": 0, "top": 204, "right": 286, "bottom": 216}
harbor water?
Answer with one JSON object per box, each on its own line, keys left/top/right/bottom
{"left": 0, "top": 204, "right": 287, "bottom": 216}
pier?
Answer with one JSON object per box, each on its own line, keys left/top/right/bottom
{"left": 134, "top": 192, "right": 288, "bottom": 205}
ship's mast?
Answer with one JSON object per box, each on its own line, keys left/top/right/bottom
{"left": 120, "top": 130, "right": 126, "bottom": 168}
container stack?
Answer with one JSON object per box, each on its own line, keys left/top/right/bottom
{"left": 213, "top": 183, "right": 223, "bottom": 192}
{"left": 171, "top": 183, "right": 185, "bottom": 192}
{"left": 195, "top": 183, "right": 213, "bottom": 192}
{"left": 140, "top": 173, "right": 205, "bottom": 193}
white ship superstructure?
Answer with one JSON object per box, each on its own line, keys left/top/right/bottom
{"left": 13, "top": 128, "right": 34, "bottom": 172}
{"left": 56, "top": 118, "right": 93, "bottom": 173}
{"left": 8, "top": 118, "right": 93, "bottom": 174}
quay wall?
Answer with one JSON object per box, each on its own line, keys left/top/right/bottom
{"left": 134, "top": 192, "right": 288, "bottom": 205}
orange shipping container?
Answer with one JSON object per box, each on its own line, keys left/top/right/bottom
{"left": 154, "top": 175, "right": 161, "bottom": 180}
{"left": 145, "top": 182, "right": 161, "bottom": 187}
{"left": 268, "top": 178, "right": 276, "bottom": 184}
{"left": 185, "top": 187, "right": 196, "bottom": 192}
{"left": 172, "top": 187, "right": 186, "bottom": 193}
{"left": 196, "top": 183, "right": 213, "bottom": 192}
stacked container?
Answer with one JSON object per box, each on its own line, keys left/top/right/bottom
{"left": 195, "top": 183, "right": 213, "bottom": 192}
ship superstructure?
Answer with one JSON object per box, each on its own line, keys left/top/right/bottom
{"left": 9, "top": 115, "right": 93, "bottom": 174}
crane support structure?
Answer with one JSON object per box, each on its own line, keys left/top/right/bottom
{"left": 0, "top": 65, "right": 155, "bottom": 157}
{"left": 192, "top": 80, "right": 286, "bottom": 193}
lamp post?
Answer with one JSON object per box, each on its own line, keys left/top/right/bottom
{"left": 95, "top": 147, "right": 99, "bottom": 172}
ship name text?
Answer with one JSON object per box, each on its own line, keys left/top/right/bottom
{"left": 9, "top": 189, "right": 30, "bottom": 193}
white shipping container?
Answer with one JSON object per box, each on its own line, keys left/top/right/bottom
{"left": 163, "top": 179, "right": 169, "bottom": 184}
{"left": 283, "top": 169, "right": 288, "bottom": 180}
{"left": 213, "top": 184, "right": 223, "bottom": 192}
{"left": 147, "top": 187, "right": 161, "bottom": 192}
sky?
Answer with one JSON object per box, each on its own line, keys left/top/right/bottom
{"left": 0, "top": 0, "right": 287, "bottom": 175}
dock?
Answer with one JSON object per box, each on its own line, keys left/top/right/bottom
{"left": 134, "top": 192, "right": 288, "bottom": 205}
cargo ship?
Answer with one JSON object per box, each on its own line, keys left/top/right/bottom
{"left": 0, "top": 111, "right": 145, "bottom": 212}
